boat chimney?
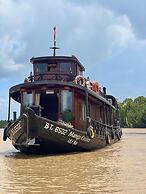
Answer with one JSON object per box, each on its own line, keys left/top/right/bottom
{"left": 50, "top": 26, "right": 60, "bottom": 56}
{"left": 103, "top": 87, "right": 106, "bottom": 95}
{"left": 13, "top": 111, "right": 17, "bottom": 121}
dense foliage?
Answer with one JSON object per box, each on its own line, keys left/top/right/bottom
{"left": 118, "top": 96, "right": 146, "bottom": 128}
{"left": 0, "top": 120, "right": 8, "bottom": 128}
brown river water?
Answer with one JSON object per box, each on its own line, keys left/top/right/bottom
{"left": 0, "top": 128, "right": 146, "bottom": 194}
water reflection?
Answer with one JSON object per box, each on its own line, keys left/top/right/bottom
{"left": 0, "top": 129, "right": 146, "bottom": 193}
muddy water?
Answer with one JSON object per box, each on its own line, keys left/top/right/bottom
{"left": 0, "top": 128, "right": 146, "bottom": 194}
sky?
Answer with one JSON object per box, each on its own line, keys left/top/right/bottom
{"left": 0, "top": 0, "right": 146, "bottom": 120}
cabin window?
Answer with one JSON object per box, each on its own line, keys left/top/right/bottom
{"left": 47, "top": 63, "right": 57, "bottom": 72}
{"left": 77, "top": 65, "right": 83, "bottom": 76}
{"left": 74, "top": 97, "right": 86, "bottom": 131}
{"left": 88, "top": 99, "right": 101, "bottom": 122}
{"left": 23, "top": 92, "right": 33, "bottom": 108}
{"left": 95, "top": 104, "right": 100, "bottom": 121}
{"left": 106, "top": 107, "right": 111, "bottom": 125}
{"left": 60, "top": 62, "right": 73, "bottom": 73}
{"left": 89, "top": 102, "right": 96, "bottom": 120}
{"left": 100, "top": 105, "right": 104, "bottom": 123}
{"left": 78, "top": 99, "right": 86, "bottom": 121}
{"left": 61, "top": 90, "right": 72, "bottom": 122}
{"left": 35, "top": 93, "right": 40, "bottom": 106}
{"left": 35, "top": 64, "right": 46, "bottom": 74}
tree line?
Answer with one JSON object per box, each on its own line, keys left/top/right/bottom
{"left": 0, "top": 120, "right": 8, "bottom": 128}
{"left": 118, "top": 96, "right": 146, "bottom": 128}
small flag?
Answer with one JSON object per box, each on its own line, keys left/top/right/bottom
{"left": 53, "top": 26, "right": 56, "bottom": 42}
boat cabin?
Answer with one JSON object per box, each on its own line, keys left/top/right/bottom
{"left": 29, "top": 55, "right": 85, "bottom": 82}
{"left": 9, "top": 55, "right": 118, "bottom": 133}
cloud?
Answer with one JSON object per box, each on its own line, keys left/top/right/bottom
{"left": 0, "top": 33, "right": 26, "bottom": 78}
{"left": 0, "top": 0, "right": 143, "bottom": 80}
{"left": 106, "top": 14, "right": 135, "bottom": 47}
{"left": 57, "top": 3, "right": 138, "bottom": 63}
{"left": 96, "top": 0, "right": 146, "bottom": 39}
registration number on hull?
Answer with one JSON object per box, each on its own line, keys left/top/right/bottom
{"left": 10, "top": 121, "right": 22, "bottom": 139}
{"left": 44, "top": 122, "right": 68, "bottom": 136}
{"left": 44, "top": 121, "right": 91, "bottom": 145}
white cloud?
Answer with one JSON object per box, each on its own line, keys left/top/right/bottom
{"left": 106, "top": 15, "right": 135, "bottom": 48}
{"left": 0, "top": 0, "right": 145, "bottom": 80}
{"left": 0, "top": 34, "right": 26, "bottom": 74}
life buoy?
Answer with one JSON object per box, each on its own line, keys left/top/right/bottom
{"left": 87, "top": 126, "right": 95, "bottom": 139}
{"left": 92, "top": 81, "right": 99, "bottom": 93}
{"left": 86, "top": 80, "right": 92, "bottom": 89}
{"left": 24, "top": 77, "right": 30, "bottom": 83}
{"left": 74, "top": 75, "right": 86, "bottom": 87}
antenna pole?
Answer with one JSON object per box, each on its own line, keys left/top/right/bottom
{"left": 50, "top": 26, "right": 60, "bottom": 56}
{"left": 53, "top": 26, "right": 56, "bottom": 56}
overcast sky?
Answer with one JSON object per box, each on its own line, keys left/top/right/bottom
{"left": 0, "top": 0, "right": 146, "bottom": 120}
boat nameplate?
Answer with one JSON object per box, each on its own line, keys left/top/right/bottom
{"left": 44, "top": 121, "right": 91, "bottom": 145}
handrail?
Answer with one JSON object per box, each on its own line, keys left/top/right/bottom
{"left": 27, "top": 73, "right": 76, "bottom": 82}
{"left": 90, "top": 117, "right": 119, "bottom": 130}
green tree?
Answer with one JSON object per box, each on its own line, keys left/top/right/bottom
{"left": 118, "top": 98, "right": 133, "bottom": 127}
{"left": 118, "top": 96, "right": 146, "bottom": 128}
{"left": 0, "top": 120, "right": 8, "bottom": 128}
{"left": 127, "top": 96, "right": 146, "bottom": 128}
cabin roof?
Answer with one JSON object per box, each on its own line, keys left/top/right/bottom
{"left": 30, "top": 55, "right": 85, "bottom": 71}
{"left": 9, "top": 80, "right": 115, "bottom": 109}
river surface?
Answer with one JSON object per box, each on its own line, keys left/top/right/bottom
{"left": 0, "top": 128, "right": 146, "bottom": 194}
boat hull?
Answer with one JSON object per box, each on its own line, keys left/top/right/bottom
{"left": 3, "top": 108, "right": 122, "bottom": 154}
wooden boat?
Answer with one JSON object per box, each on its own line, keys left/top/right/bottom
{"left": 3, "top": 27, "right": 122, "bottom": 154}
